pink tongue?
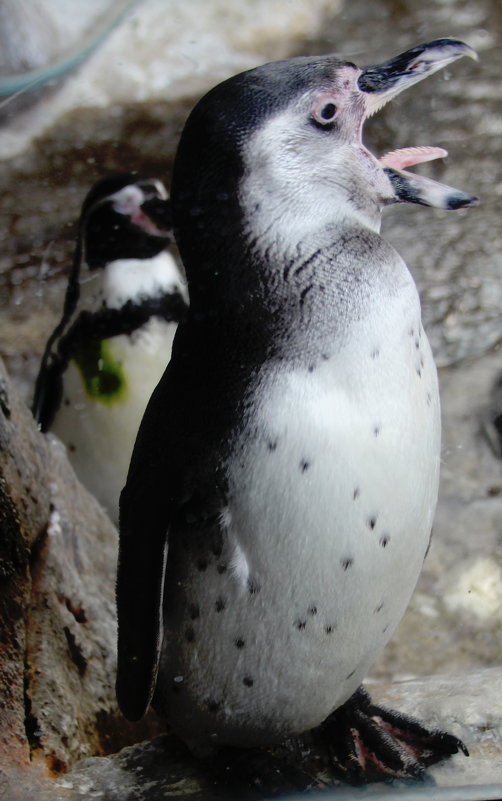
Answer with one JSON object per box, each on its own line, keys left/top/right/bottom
{"left": 379, "top": 146, "right": 448, "bottom": 169}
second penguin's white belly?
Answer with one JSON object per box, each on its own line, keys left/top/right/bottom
{"left": 52, "top": 317, "right": 176, "bottom": 522}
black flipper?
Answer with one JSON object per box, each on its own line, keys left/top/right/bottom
{"left": 31, "top": 225, "right": 84, "bottom": 430}
{"left": 115, "top": 352, "right": 176, "bottom": 720}
{"left": 116, "top": 479, "right": 170, "bottom": 721}
{"left": 115, "top": 312, "right": 234, "bottom": 723}
{"left": 115, "top": 347, "right": 182, "bottom": 722}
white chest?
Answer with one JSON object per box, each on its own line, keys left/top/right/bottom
{"left": 51, "top": 317, "right": 176, "bottom": 521}
{"left": 158, "top": 277, "right": 441, "bottom": 751}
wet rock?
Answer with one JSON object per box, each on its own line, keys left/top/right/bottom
{"left": 0, "top": 355, "right": 52, "bottom": 767}
{"left": 370, "top": 668, "right": 502, "bottom": 787}
{"left": 3, "top": 669, "right": 500, "bottom": 800}
{"left": 0, "top": 357, "right": 161, "bottom": 779}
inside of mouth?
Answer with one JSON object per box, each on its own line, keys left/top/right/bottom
{"left": 379, "top": 145, "right": 448, "bottom": 169}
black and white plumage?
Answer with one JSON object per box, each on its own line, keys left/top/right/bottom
{"left": 32, "top": 173, "right": 188, "bottom": 521}
{"left": 117, "top": 40, "right": 477, "bottom": 781}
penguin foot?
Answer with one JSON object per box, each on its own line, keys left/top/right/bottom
{"left": 319, "top": 685, "right": 468, "bottom": 784}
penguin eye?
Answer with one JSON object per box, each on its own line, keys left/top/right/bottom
{"left": 311, "top": 95, "right": 338, "bottom": 126}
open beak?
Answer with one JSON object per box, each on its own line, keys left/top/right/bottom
{"left": 358, "top": 38, "right": 478, "bottom": 116}
{"left": 357, "top": 39, "right": 479, "bottom": 210}
{"left": 135, "top": 179, "right": 172, "bottom": 237}
{"left": 138, "top": 196, "right": 172, "bottom": 237}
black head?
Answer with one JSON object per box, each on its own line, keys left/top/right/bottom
{"left": 171, "top": 57, "right": 354, "bottom": 277}
{"left": 171, "top": 40, "right": 477, "bottom": 304}
{"left": 81, "top": 173, "right": 172, "bottom": 270}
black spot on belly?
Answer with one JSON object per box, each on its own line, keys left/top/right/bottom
{"left": 300, "top": 459, "right": 310, "bottom": 473}
{"left": 415, "top": 339, "right": 420, "bottom": 350}
{"left": 197, "top": 558, "right": 208, "bottom": 572}
{"left": 379, "top": 534, "right": 390, "bottom": 548}
{"left": 217, "top": 564, "right": 227, "bottom": 574}
{"left": 215, "top": 597, "right": 226, "bottom": 612}
{"left": 295, "top": 619, "right": 307, "bottom": 630}
{"left": 185, "top": 626, "right": 195, "bottom": 643}
{"left": 207, "top": 699, "right": 220, "bottom": 713}
{"left": 416, "top": 367, "right": 422, "bottom": 378}
{"left": 248, "top": 578, "right": 260, "bottom": 595}
{"left": 211, "top": 540, "right": 223, "bottom": 558}
{"left": 345, "top": 669, "right": 356, "bottom": 680}
{"left": 267, "top": 439, "right": 278, "bottom": 451}
{"left": 235, "top": 637, "right": 245, "bottom": 649}
{"left": 382, "top": 624, "right": 389, "bottom": 634}
{"left": 367, "top": 517, "right": 377, "bottom": 530}
{"left": 371, "top": 348, "right": 380, "bottom": 359}
{"left": 325, "top": 624, "right": 335, "bottom": 634}
{"left": 373, "top": 426, "right": 380, "bottom": 437}
{"left": 308, "top": 364, "right": 315, "bottom": 373}
{"left": 341, "top": 558, "right": 353, "bottom": 571}
{"left": 243, "top": 676, "right": 254, "bottom": 687}
{"left": 69, "top": 443, "right": 76, "bottom": 453}
{"left": 189, "top": 603, "right": 200, "bottom": 620}
{"left": 353, "top": 487, "right": 360, "bottom": 500}
{"left": 308, "top": 605, "right": 317, "bottom": 616}
{"left": 374, "top": 601, "right": 384, "bottom": 614}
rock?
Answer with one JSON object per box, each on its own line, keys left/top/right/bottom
{"left": 0, "top": 0, "right": 109, "bottom": 75}
{"left": 371, "top": 669, "right": 502, "bottom": 788}
{"left": 0, "top": 0, "right": 341, "bottom": 158}
{"left": 0, "top": 356, "right": 52, "bottom": 767}
{"left": 4, "top": 669, "right": 499, "bottom": 800}
{"left": 0, "top": 357, "right": 161, "bottom": 780}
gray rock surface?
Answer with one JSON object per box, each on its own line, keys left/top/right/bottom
{"left": 0, "top": 357, "right": 161, "bottom": 777}
{"left": 3, "top": 669, "right": 500, "bottom": 800}
{"left": 0, "top": 0, "right": 340, "bottom": 158}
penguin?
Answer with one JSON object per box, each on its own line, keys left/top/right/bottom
{"left": 117, "top": 40, "right": 478, "bottom": 782}
{"left": 32, "top": 173, "right": 188, "bottom": 522}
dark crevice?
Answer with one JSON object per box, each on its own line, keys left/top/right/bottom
{"left": 23, "top": 655, "right": 41, "bottom": 757}
{"left": 63, "top": 626, "right": 87, "bottom": 676}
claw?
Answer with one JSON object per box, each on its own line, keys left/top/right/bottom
{"left": 319, "top": 685, "right": 468, "bottom": 784}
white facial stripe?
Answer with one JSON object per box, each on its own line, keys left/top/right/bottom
{"left": 239, "top": 104, "right": 389, "bottom": 253}
{"left": 110, "top": 184, "right": 145, "bottom": 216}
{"left": 150, "top": 179, "right": 168, "bottom": 200}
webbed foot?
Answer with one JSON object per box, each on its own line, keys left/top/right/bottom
{"left": 319, "top": 685, "right": 468, "bottom": 784}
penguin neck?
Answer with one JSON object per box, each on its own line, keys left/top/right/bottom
{"left": 180, "top": 206, "right": 405, "bottom": 369}
{"left": 177, "top": 185, "right": 387, "bottom": 309}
